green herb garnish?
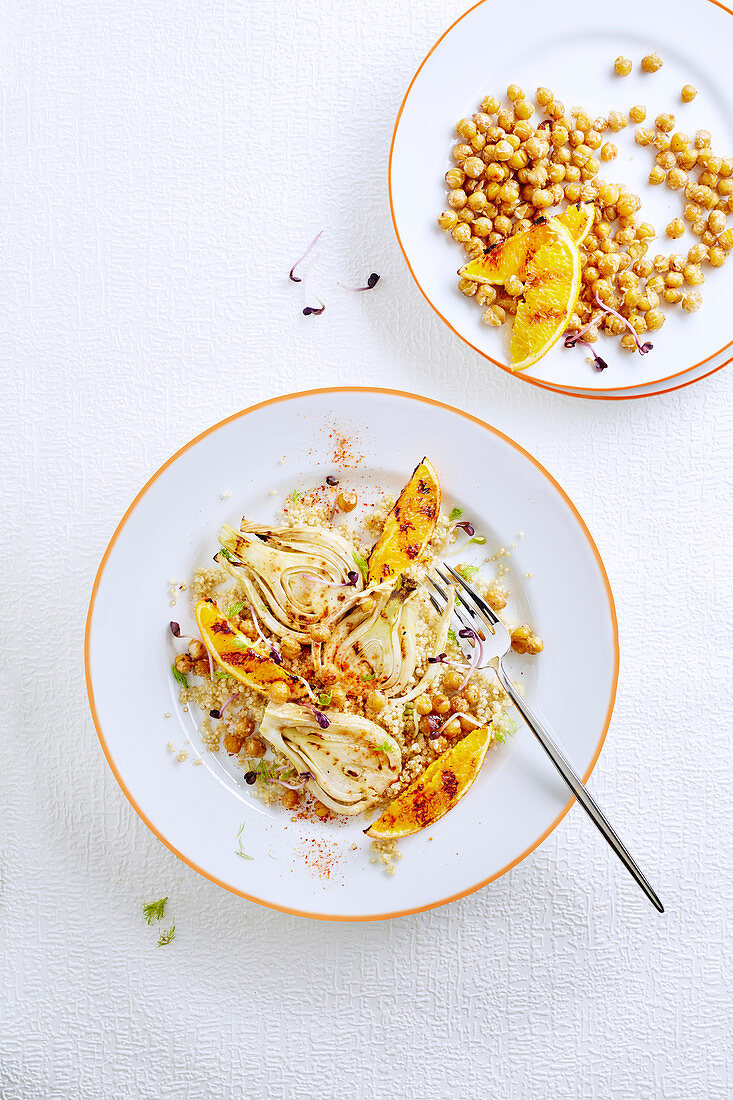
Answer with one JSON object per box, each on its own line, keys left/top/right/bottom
{"left": 470, "top": 535, "right": 486, "bottom": 545}
{"left": 352, "top": 550, "right": 369, "bottom": 581}
{"left": 218, "top": 546, "right": 234, "bottom": 561}
{"left": 457, "top": 564, "right": 479, "bottom": 582}
{"left": 318, "top": 691, "right": 332, "bottom": 707}
{"left": 377, "top": 740, "right": 393, "bottom": 753}
{"left": 171, "top": 664, "right": 188, "bottom": 688}
{"left": 290, "top": 488, "right": 303, "bottom": 504}
{"left": 360, "top": 672, "right": 376, "bottom": 682}
{"left": 449, "top": 506, "right": 463, "bottom": 522}
{"left": 235, "top": 822, "right": 254, "bottom": 861}
{"left": 447, "top": 628, "right": 457, "bottom": 644}
{"left": 156, "top": 925, "right": 176, "bottom": 947}
{"left": 248, "top": 758, "right": 271, "bottom": 784}
{"left": 214, "top": 668, "right": 234, "bottom": 681}
{"left": 142, "top": 897, "right": 168, "bottom": 924}
{"left": 493, "top": 731, "right": 506, "bottom": 744}
{"left": 228, "top": 601, "right": 245, "bottom": 617}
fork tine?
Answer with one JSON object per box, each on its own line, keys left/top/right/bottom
{"left": 434, "top": 567, "right": 494, "bottom": 638}
{"left": 427, "top": 575, "right": 480, "bottom": 637}
{"left": 438, "top": 563, "right": 501, "bottom": 625}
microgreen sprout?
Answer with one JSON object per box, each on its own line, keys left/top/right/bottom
{"left": 214, "top": 668, "right": 234, "bottom": 681}
{"left": 289, "top": 230, "right": 323, "bottom": 282}
{"left": 360, "top": 671, "right": 376, "bottom": 682}
{"left": 325, "top": 475, "right": 340, "bottom": 486}
{"left": 209, "top": 693, "right": 237, "bottom": 720}
{"left": 301, "top": 703, "right": 330, "bottom": 728}
{"left": 338, "top": 273, "right": 381, "bottom": 291}
{"left": 470, "top": 535, "right": 486, "bottom": 545}
{"left": 449, "top": 506, "right": 463, "bottom": 522}
{"left": 318, "top": 691, "right": 333, "bottom": 707}
{"left": 227, "top": 601, "right": 245, "bottom": 617}
{"left": 156, "top": 926, "right": 176, "bottom": 947}
{"left": 454, "top": 520, "right": 475, "bottom": 536}
{"left": 447, "top": 628, "right": 458, "bottom": 644}
{"left": 142, "top": 897, "right": 168, "bottom": 924}
{"left": 457, "top": 564, "right": 479, "bottom": 582}
{"left": 303, "top": 300, "right": 325, "bottom": 317}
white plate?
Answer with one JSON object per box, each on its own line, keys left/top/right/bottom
{"left": 530, "top": 343, "right": 731, "bottom": 399}
{"left": 85, "top": 389, "right": 618, "bottom": 920}
{"left": 390, "top": 0, "right": 733, "bottom": 396}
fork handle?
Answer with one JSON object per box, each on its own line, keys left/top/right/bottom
{"left": 493, "top": 659, "right": 664, "bottom": 913}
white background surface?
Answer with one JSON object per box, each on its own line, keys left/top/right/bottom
{"left": 1, "top": 2, "right": 731, "bottom": 1098}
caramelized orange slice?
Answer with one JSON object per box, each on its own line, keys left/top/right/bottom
{"left": 459, "top": 218, "right": 581, "bottom": 371}
{"left": 194, "top": 599, "right": 304, "bottom": 699}
{"left": 365, "top": 726, "right": 492, "bottom": 839}
{"left": 556, "top": 201, "right": 595, "bottom": 246}
{"left": 367, "top": 458, "right": 440, "bottom": 585}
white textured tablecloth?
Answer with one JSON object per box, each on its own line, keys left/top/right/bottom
{"left": 2, "top": 2, "right": 732, "bottom": 1098}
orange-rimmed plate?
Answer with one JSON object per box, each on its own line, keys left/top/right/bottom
{"left": 85, "top": 388, "right": 618, "bottom": 920}
{"left": 389, "top": 0, "right": 733, "bottom": 397}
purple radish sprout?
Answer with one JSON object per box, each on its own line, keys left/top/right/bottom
{"left": 209, "top": 694, "right": 238, "bottom": 720}
{"left": 289, "top": 231, "right": 323, "bottom": 282}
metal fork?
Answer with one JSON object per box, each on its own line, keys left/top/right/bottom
{"left": 429, "top": 563, "right": 663, "bottom": 913}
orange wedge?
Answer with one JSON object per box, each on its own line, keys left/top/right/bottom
{"left": 458, "top": 218, "right": 581, "bottom": 371}
{"left": 364, "top": 726, "right": 492, "bottom": 839}
{"left": 194, "top": 599, "right": 304, "bottom": 699}
{"left": 556, "top": 201, "right": 595, "bottom": 246}
{"left": 367, "top": 458, "right": 440, "bottom": 585}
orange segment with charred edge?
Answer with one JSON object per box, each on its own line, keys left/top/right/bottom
{"left": 555, "top": 201, "right": 594, "bottom": 246}
{"left": 194, "top": 599, "right": 305, "bottom": 699}
{"left": 367, "top": 458, "right": 440, "bottom": 586}
{"left": 364, "top": 726, "right": 492, "bottom": 839}
{"left": 509, "top": 220, "right": 581, "bottom": 370}
{"left": 458, "top": 217, "right": 581, "bottom": 372}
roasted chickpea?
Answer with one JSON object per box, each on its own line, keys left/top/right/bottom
{"left": 330, "top": 685, "right": 346, "bottom": 709}
{"left": 313, "top": 801, "right": 330, "bottom": 819}
{"left": 442, "top": 669, "right": 464, "bottom": 693}
{"left": 510, "top": 625, "right": 544, "bottom": 655}
{"left": 681, "top": 290, "right": 702, "bottom": 312}
{"left": 223, "top": 730, "right": 244, "bottom": 755}
{"left": 614, "top": 56, "right": 632, "bottom": 76}
{"left": 681, "top": 84, "right": 697, "bottom": 103}
{"left": 174, "top": 652, "right": 193, "bottom": 674}
{"left": 308, "top": 622, "right": 331, "bottom": 644}
{"left": 431, "top": 694, "right": 450, "bottom": 716}
{"left": 280, "top": 636, "right": 301, "bottom": 661}
{"left": 244, "top": 735, "right": 266, "bottom": 757}
{"left": 269, "top": 681, "right": 290, "bottom": 704}
{"left": 366, "top": 690, "right": 386, "bottom": 713}
{"left": 641, "top": 52, "right": 663, "bottom": 73}
{"left": 336, "top": 490, "right": 357, "bottom": 512}
{"left": 281, "top": 788, "right": 300, "bottom": 811}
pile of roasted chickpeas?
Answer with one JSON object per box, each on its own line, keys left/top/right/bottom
{"left": 439, "top": 61, "right": 731, "bottom": 352}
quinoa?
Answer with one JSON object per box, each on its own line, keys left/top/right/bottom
{"left": 169, "top": 478, "right": 541, "bottom": 847}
